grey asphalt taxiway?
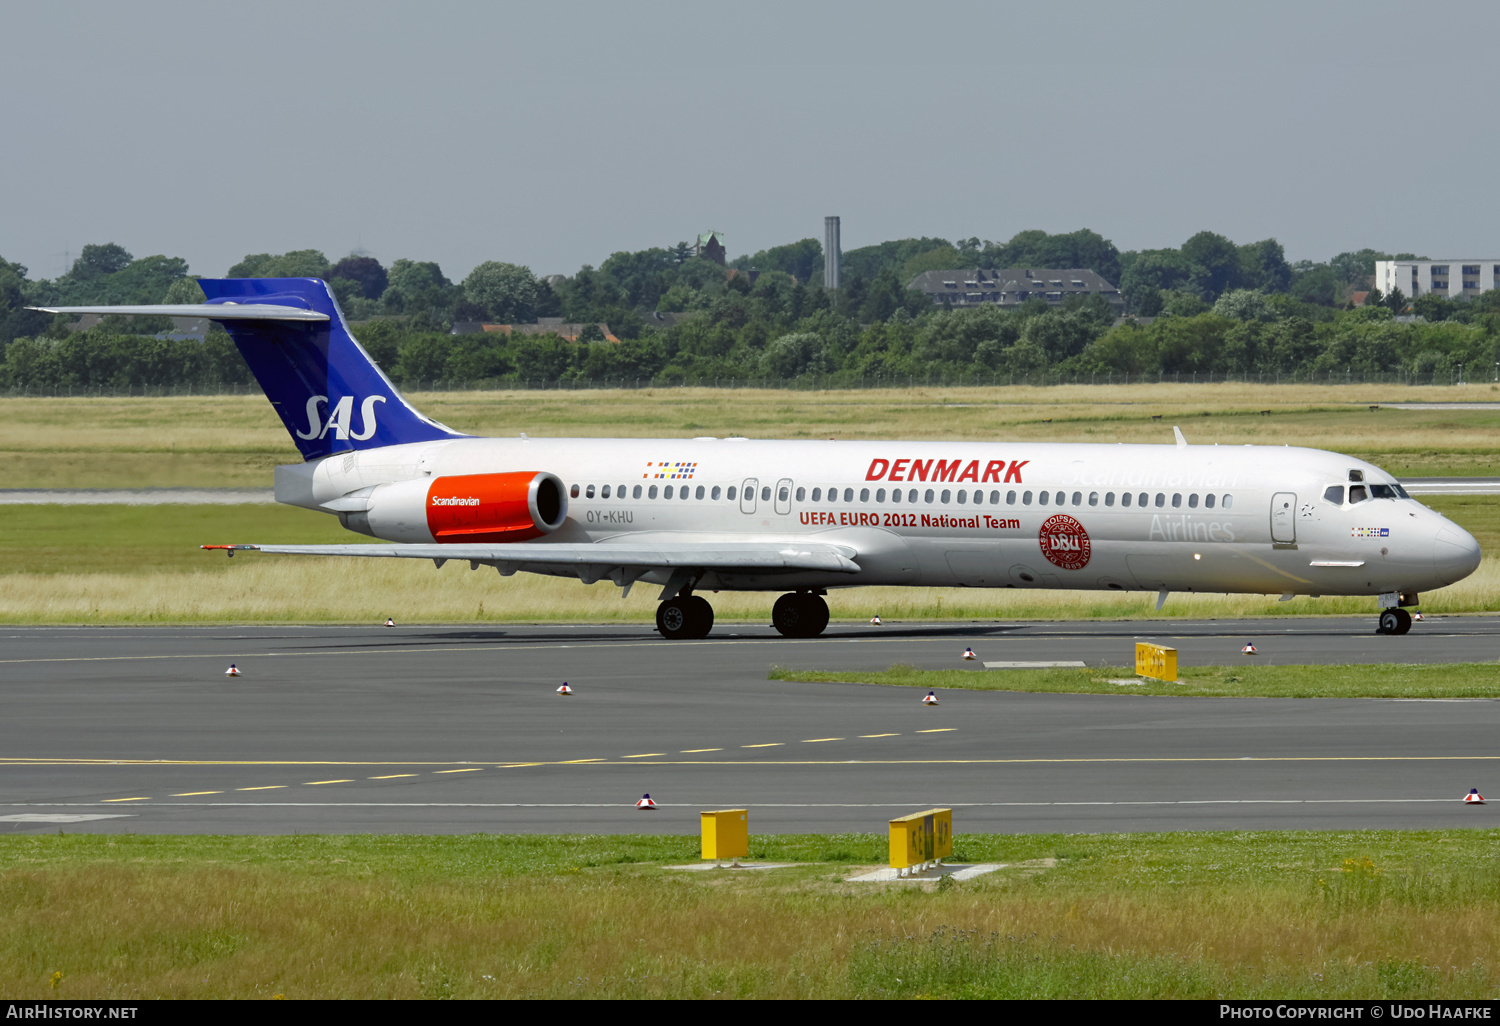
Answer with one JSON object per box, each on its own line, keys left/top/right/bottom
{"left": 1, "top": 617, "right": 1497, "bottom": 836}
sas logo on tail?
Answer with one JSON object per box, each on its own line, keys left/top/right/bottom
{"left": 295, "top": 395, "right": 387, "bottom": 441}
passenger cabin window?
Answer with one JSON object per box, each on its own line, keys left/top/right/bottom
{"left": 795, "top": 487, "right": 805, "bottom": 501}
{"left": 1121, "top": 492, "right": 1132, "bottom": 507}
{"left": 633, "top": 484, "right": 643, "bottom": 498}
{"left": 1204, "top": 494, "right": 1215, "bottom": 508}
{"left": 841, "top": 488, "right": 852, "bottom": 502}
{"left": 570, "top": 484, "right": 580, "bottom": 498}
{"left": 726, "top": 486, "right": 736, "bottom": 500}
{"left": 712, "top": 485, "right": 722, "bottom": 500}
{"left": 1324, "top": 485, "right": 1344, "bottom": 504}
{"left": 586, "top": 484, "right": 595, "bottom": 498}
{"left": 601, "top": 485, "right": 610, "bottom": 498}
{"left": 1104, "top": 492, "right": 1115, "bottom": 506}
{"left": 664, "top": 485, "right": 674, "bottom": 499}
{"left": 859, "top": 487, "right": 869, "bottom": 502}
{"left": 1349, "top": 485, "right": 1368, "bottom": 503}
{"left": 1187, "top": 493, "right": 1198, "bottom": 508}
{"left": 763, "top": 487, "right": 772, "bottom": 502}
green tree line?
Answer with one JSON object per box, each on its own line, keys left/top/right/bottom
{"left": 4, "top": 233, "right": 1498, "bottom": 392}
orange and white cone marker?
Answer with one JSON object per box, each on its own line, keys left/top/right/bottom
{"left": 224, "top": 664, "right": 241, "bottom": 677}
{"left": 1242, "top": 643, "right": 1257, "bottom": 654}
{"left": 557, "top": 683, "right": 573, "bottom": 696}
{"left": 870, "top": 615, "right": 882, "bottom": 625}
{"left": 384, "top": 617, "right": 395, "bottom": 627}
{"left": 1465, "top": 788, "right": 1485, "bottom": 804}
{"left": 636, "top": 793, "right": 656, "bottom": 810}
{"left": 962, "top": 647, "right": 977, "bottom": 661}
{"left": 922, "top": 690, "right": 938, "bottom": 706}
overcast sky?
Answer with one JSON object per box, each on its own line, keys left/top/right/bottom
{"left": 2, "top": 1, "right": 1494, "bottom": 282}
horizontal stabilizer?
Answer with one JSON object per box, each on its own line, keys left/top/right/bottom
{"left": 27, "top": 303, "right": 328, "bottom": 322}
{"left": 227, "top": 541, "right": 862, "bottom": 575}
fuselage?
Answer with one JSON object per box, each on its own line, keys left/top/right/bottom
{"left": 277, "top": 436, "right": 1481, "bottom": 599}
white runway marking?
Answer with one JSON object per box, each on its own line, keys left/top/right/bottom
{"left": 0, "top": 813, "right": 134, "bottom": 822}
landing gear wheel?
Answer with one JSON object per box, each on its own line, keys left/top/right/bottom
{"left": 683, "top": 595, "right": 714, "bottom": 638}
{"left": 1377, "top": 608, "right": 1412, "bottom": 636}
{"left": 656, "top": 595, "right": 714, "bottom": 639}
{"left": 772, "top": 593, "right": 830, "bottom": 638}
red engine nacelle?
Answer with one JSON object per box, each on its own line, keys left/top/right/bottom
{"left": 424, "top": 472, "right": 568, "bottom": 543}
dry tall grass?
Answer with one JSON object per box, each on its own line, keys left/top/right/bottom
{"left": 4, "top": 382, "right": 1500, "bottom": 487}
{"left": 2, "top": 556, "right": 1497, "bottom": 624}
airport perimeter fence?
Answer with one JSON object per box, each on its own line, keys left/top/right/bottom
{"left": 0, "top": 366, "right": 1491, "bottom": 398}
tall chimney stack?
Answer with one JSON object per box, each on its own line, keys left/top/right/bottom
{"left": 824, "top": 216, "right": 841, "bottom": 290}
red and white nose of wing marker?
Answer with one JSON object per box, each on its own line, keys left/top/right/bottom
{"left": 224, "top": 664, "right": 241, "bottom": 677}
{"left": 1242, "top": 643, "right": 1257, "bottom": 654}
{"left": 922, "top": 690, "right": 938, "bottom": 706}
{"left": 870, "top": 615, "right": 882, "bottom": 625}
{"left": 556, "top": 683, "right": 573, "bottom": 696}
{"left": 384, "top": 617, "right": 394, "bottom": 627}
{"left": 962, "top": 647, "right": 976, "bottom": 661}
{"left": 1465, "top": 789, "right": 1485, "bottom": 804}
{"left": 636, "top": 793, "right": 656, "bottom": 810}
{"left": 1414, "top": 611, "right": 1424, "bottom": 621}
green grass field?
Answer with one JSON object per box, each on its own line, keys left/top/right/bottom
{"left": 4, "top": 830, "right": 1499, "bottom": 999}
{"left": 771, "top": 662, "right": 1500, "bottom": 699}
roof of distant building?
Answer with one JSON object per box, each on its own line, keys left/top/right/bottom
{"left": 908, "top": 267, "right": 1121, "bottom": 306}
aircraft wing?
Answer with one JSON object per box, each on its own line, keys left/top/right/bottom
{"left": 209, "top": 541, "right": 861, "bottom": 578}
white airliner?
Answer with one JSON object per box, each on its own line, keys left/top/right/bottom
{"left": 37, "top": 278, "right": 1482, "bottom": 639}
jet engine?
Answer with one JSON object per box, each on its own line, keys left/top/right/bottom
{"left": 338, "top": 471, "right": 568, "bottom": 543}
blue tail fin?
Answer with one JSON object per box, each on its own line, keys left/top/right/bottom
{"left": 200, "top": 278, "right": 464, "bottom": 461}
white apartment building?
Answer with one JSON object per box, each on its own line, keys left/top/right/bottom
{"left": 1375, "top": 259, "right": 1500, "bottom": 299}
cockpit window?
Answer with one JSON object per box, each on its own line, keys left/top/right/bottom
{"left": 1348, "top": 485, "right": 1368, "bottom": 504}
{"left": 1348, "top": 469, "right": 1364, "bottom": 483}
{"left": 1370, "top": 484, "right": 1398, "bottom": 499}
{"left": 1394, "top": 483, "right": 1411, "bottom": 499}
{"left": 1323, "top": 485, "right": 1344, "bottom": 504}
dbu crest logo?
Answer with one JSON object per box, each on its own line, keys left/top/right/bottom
{"left": 295, "top": 395, "right": 387, "bottom": 441}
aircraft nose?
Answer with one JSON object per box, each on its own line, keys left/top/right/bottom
{"left": 1433, "top": 524, "right": 1482, "bottom": 581}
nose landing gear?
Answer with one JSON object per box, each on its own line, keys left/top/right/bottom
{"left": 1377, "top": 608, "right": 1412, "bottom": 635}
{"left": 772, "top": 592, "right": 830, "bottom": 638}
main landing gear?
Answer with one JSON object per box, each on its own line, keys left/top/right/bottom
{"left": 771, "top": 592, "right": 829, "bottom": 639}
{"left": 1377, "top": 608, "right": 1412, "bottom": 635}
{"left": 654, "top": 591, "right": 831, "bottom": 640}
{"left": 656, "top": 594, "right": 714, "bottom": 640}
